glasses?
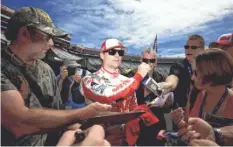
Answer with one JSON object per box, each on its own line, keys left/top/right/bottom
{"left": 105, "top": 49, "right": 125, "bottom": 56}
{"left": 184, "top": 45, "right": 202, "bottom": 50}
{"left": 27, "top": 26, "right": 52, "bottom": 41}
{"left": 35, "top": 30, "right": 52, "bottom": 41}
{"left": 142, "top": 58, "right": 156, "bottom": 63}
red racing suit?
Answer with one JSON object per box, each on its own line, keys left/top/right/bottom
{"left": 80, "top": 67, "right": 142, "bottom": 112}
{"left": 80, "top": 67, "right": 159, "bottom": 145}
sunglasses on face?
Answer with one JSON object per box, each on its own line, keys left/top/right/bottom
{"left": 105, "top": 49, "right": 125, "bottom": 56}
{"left": 142, "top": 58, "right": 156, "bottom": 63}
{"left": 184, "top": 45, "right": 202, "bottom": 50}
{"left": 35, "top": 30, "right": 53, "bottom": 41}
{"left": 27, "top": 26, "right": 52, "bottom": 41}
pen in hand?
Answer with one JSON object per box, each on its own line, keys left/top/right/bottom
{"left": 75, "top": 130, "right": 87, "bottom": 143}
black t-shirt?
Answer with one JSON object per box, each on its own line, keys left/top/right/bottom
{"left": 169, "top": 58, "right": 199, "bottom": 109}
{"left": 135, "top": 69, "right": 168, "bottom": 145}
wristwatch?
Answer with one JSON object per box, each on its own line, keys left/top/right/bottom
{"left": 213, "top": 128, "right": 224, "bottom": 146}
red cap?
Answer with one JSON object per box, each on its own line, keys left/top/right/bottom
{"left": 100, "top": 39, "right": 126, "bottom": 52}
{"left": 216, "top": 33, "right": 233, "bottom": 45}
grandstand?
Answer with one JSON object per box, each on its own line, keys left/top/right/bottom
{"left": 1, "top": 5, "right": 183, "bottom": 75}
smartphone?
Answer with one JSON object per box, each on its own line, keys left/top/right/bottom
{"left": 143, "top": 76, "right": 162, "bottom": 97}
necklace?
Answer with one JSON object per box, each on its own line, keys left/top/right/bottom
{"left": 199, "top": 87, "right": 228, "bottom": 118}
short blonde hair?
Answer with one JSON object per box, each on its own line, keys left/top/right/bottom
{"left": 195, "top": 48, "right": 233, "bottom": 86}
{"left": 141, "top": 48, "right": 156, "bottom": 55}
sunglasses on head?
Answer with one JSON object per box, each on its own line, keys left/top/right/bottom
{"left": 184, "top": 45, "right": 202, "bottom": 50}
{"left": 142, "top": 58, "right": 156, "bottom": 63}
{"left": 105, "top": 49, "right": 125, "bottom": 56}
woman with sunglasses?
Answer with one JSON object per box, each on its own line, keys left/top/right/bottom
{"left": 190, "top": 49, "right": 233, "bottom": 127}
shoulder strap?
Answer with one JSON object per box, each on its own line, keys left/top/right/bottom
{"left": 2, "top": 50, "right": 50, "bottom": 107}
{"left": 2, "top": 52, "right": 32, "bottom": 107}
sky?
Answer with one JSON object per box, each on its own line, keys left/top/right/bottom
{"left": 2, "top": 0, "right": 233, "bottom": 57}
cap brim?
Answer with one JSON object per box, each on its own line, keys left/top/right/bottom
{"left": 101, "top": 45, "right": 127, "bottom": 52}
{"left": 37, "top": 26, "right": 68, "bottom": 38}
{"left": 216, "top": 41, "right": 231, "bottom": 45}
{"left": 67, "top": 64, "right": 81, "bottom": 68}
{"left": 52, "top": 27, "right": 69, "bottom": 37}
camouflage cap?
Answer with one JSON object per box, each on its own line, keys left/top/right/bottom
{"left": 7, "top": 7, "right": 67, "bottom": 37}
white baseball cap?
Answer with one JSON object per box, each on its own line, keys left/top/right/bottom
{"left": 216, "top": 33, "right": 233, "bottom": 45}
{"left": 100, "top": 39, "right": 127, "bottom": 52}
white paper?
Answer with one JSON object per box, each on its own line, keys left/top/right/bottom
{"left": 149, "top": 92, "right": 174, "bottom": 107}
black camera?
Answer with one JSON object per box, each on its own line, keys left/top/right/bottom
{"left": 67, "top": 67, "right": 86, "bottom": 77}
{"left": 67, "top": 67, "right": 76, "bottom": 76}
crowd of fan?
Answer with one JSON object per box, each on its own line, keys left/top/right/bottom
{"left": 1, "top": 6, "right": 233, "bottom": 146}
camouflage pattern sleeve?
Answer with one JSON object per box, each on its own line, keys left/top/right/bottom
{"left": 1, "top": 72, "right": 17, "bottom": 92}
